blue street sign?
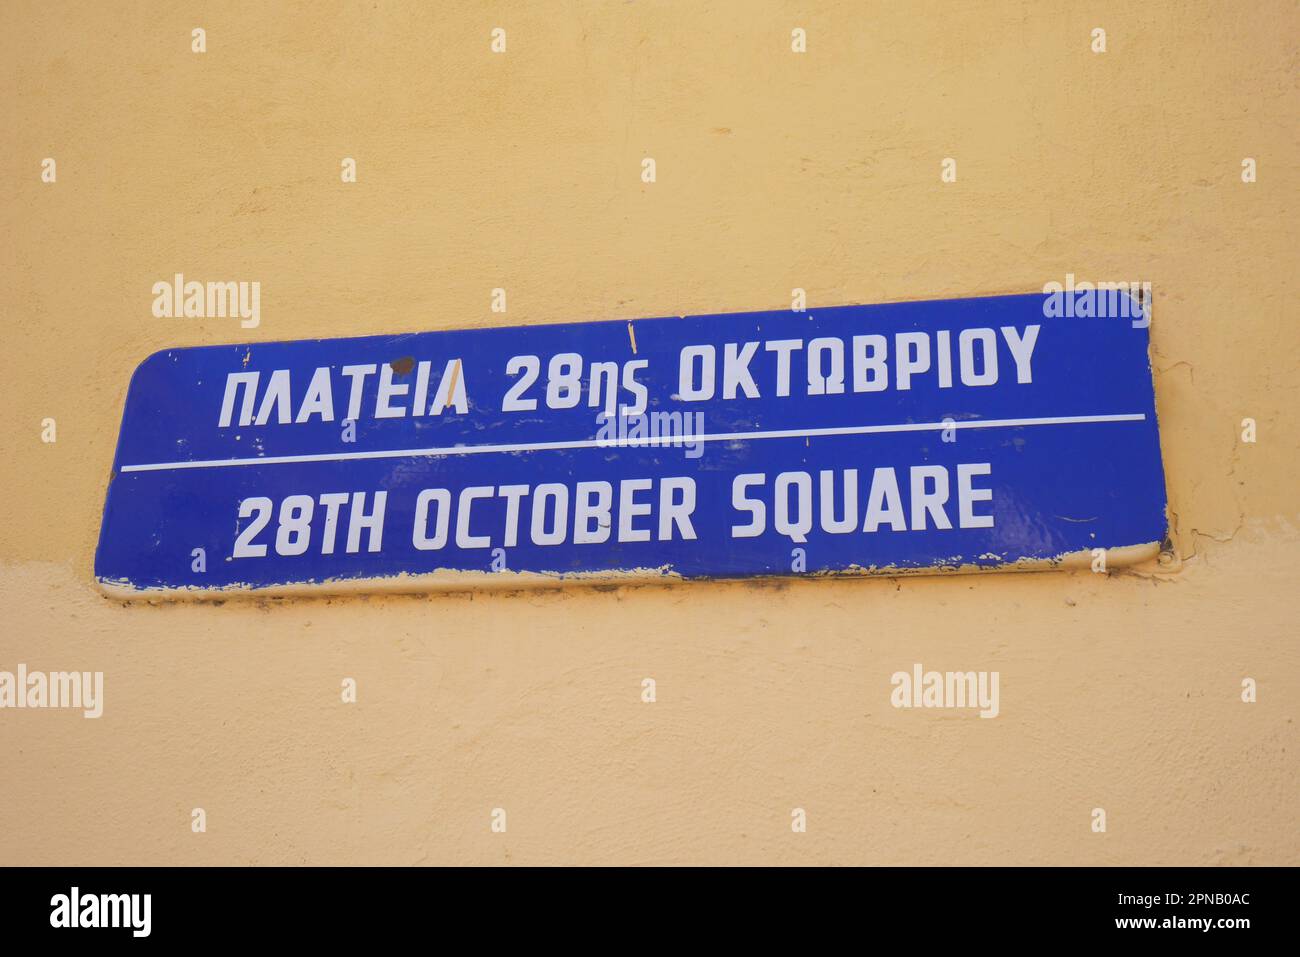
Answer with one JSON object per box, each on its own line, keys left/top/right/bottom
{"left": 95, "top": 293, "right": 1167, "bottom": 597}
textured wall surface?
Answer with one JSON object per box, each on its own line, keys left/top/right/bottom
{"left": 1, "top": 1, "right": 1296, "bottom": 865}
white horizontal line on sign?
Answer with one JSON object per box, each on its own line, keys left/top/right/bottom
{"left": 118, "top": 413, "right": 1146, "bottom": 474}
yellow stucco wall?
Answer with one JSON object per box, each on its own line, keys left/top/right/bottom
{"left": 2, "top": 1, "right": 1296, "bottom": 865}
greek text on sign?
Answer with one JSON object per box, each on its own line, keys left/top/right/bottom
{"left": 95, "top": 293, "right": 1168, "bottom": 597}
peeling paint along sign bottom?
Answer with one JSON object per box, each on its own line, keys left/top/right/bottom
{"left": 95, "top": 293, "right": 1168, "bottom": 598}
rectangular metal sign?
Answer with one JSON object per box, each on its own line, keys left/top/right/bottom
{"left": 95, "top": 293, "right": 1167, "bottom": 597}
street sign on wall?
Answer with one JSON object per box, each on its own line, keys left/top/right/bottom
{"left": 95, "top": 293, "right": 1168, "bottom": 597}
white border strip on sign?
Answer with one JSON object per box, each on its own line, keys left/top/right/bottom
{"left": 117, "top": 413, "right": 1147, "bottom": 474}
